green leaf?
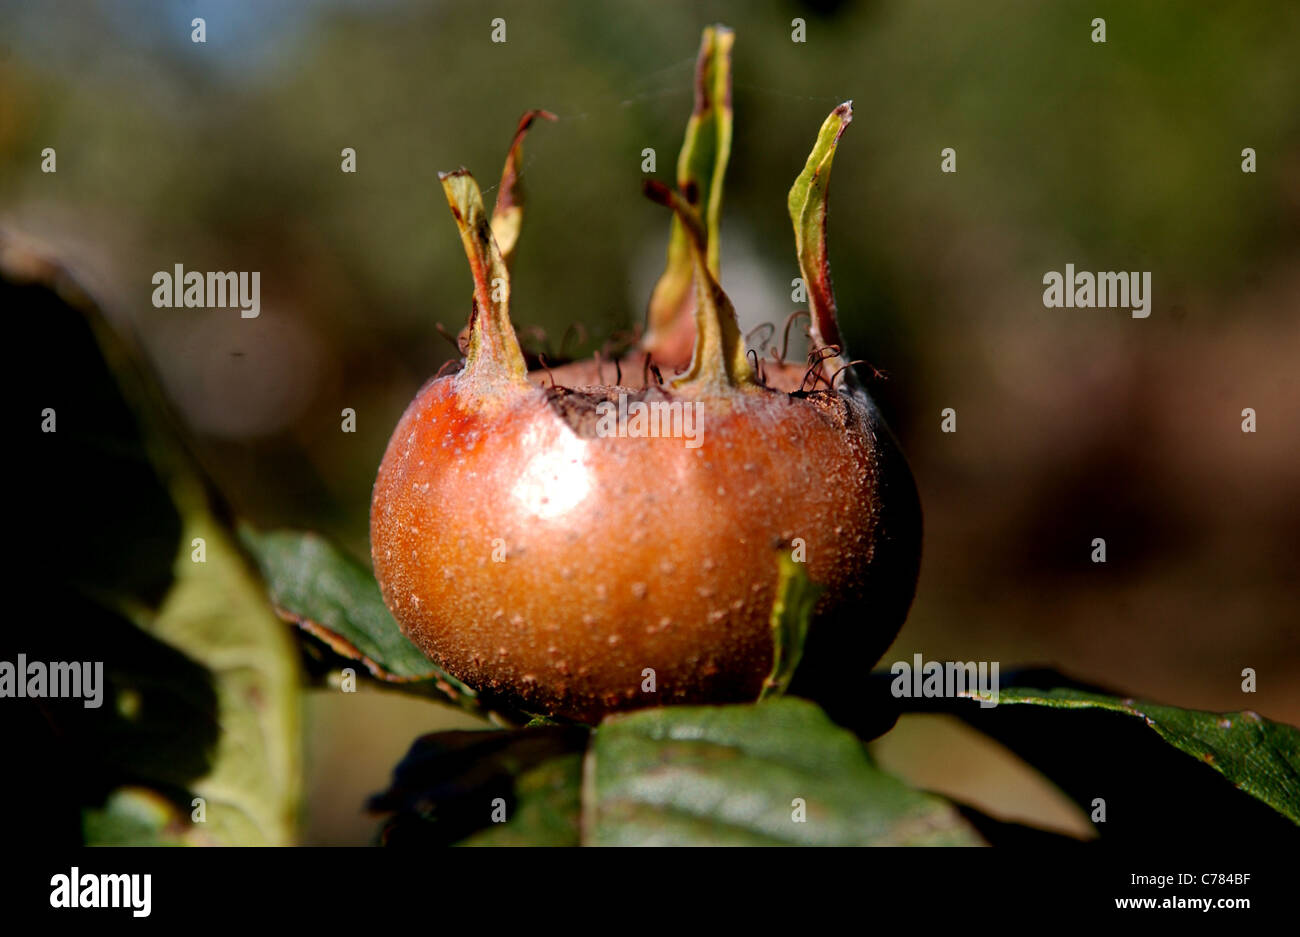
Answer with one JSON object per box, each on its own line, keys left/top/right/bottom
{"left": 241, "top": 527, "right": 461, "bottom": 684}
{"left": 584, "top": 698, "right": 983, "bottom": 845}
{"left": 240, "top": 526, "right": 519, "bottom": 722}
{"left": 136, "top": 494, "right": 302, "bottom": 845}
{"left": 968, "top": 686, "right": 1300, "bottom": 827}
{"left": 3, "top": 232, "right": 301, "bottom": 845}
{"left": 371, "top": 727, "right": 588, "bottom": 846}
{"left": 241, "top": 527, "right": 534, "bottom": 724}
{"left": 759, "top": 555, "right": 823, "bottom": 700}
{"left": 869, "top": 667, "right": 1300, "bottom": 838}
{"left": 788, "top": 101, "right": 854, "bottom": 385}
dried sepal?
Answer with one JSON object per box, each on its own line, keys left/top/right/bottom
{"left": 643, "top": 179, "right": 755, "bottom": 392}
{"left": 788, "top": 101, "right": 854, "bottom": 389}
{"left": 490, "top": 109, "right": 557, "bottom": 269}
{"left": 439, "top": 169, "right": 528, "bottom": 396}
{"left": 645, "top": 24, "right": 734, "bottom": 364}
{"left": 760, "top": 554, "right": 825, "bottom": 700}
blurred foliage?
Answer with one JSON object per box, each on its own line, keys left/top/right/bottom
{"left": 3, "top": 1, "right": 1296, "bottom": 535}
{"left": 3, "top": 236, "right": 300, "bottom": 844}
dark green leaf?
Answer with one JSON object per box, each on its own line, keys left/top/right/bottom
{"left": 371, "top": 726, "right": 587, "bottom": 846}
{"left": 241, "top": 527, "right": 447, "bottom": 681}
{"left": 979, "top": 686, "right": 1300, "bottom": 827}
{"left": 458, "top": 754, "right": 583, "bottom": 847}
{"left": 239, "top": 526, "right": 512, "bottom": 720}
{"left": 871, "top": 667, "right": 1300, "bottom": 840}
{"left": 585, "top": 698, "right": 983, "bottom": 845}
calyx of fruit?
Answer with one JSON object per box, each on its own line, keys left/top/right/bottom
{"left": 371, "top": 26, "right": 921, "bottom": 724}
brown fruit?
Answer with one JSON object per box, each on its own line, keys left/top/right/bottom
{"left": 371, "top": 34, "right": 920, "bottom": 723}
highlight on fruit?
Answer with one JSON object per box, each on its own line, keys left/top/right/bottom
{"left": 370, "top": 24, "right": 922, "bottom": 723}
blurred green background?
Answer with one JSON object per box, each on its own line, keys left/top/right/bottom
{"left": 3, "top": 0, "right": 1298, "bottom": 843}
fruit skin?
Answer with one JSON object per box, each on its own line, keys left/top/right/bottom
{"left": 370, "top": 373, "right": 919, "bottom": 723}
